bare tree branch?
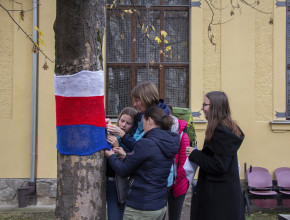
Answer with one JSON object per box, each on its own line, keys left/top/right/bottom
{"left": 239, "top": 0, "right": 272, "bottom": 14}
{"left": 0, "top": 3, "right": 54, "bottom": 63}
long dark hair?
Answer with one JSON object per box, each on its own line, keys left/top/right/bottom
{"left": 205, "top": 91, "right": 242, "bottom": 143}
{"left": 143, "top": 106, "right": 173, "bottom": 130}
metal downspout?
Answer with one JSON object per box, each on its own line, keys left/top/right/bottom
{"left": 30, "top": 0, "right": 37, "bottom": 184}
{"left": 17, "top": 0, "right": 37, "bottom": 207}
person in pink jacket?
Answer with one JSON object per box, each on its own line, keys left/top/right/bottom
{"left": 167, "top": 117, "right": 190, "bottom": 220}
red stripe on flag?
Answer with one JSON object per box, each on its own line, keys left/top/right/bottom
{"left": 55, "top": 95, "right": 106, "bottom": 127}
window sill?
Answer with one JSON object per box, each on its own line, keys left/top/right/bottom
{"left": 269, "top": 120, "right": 290, "bottom": 133}
{"left": 193, "top": 120, "right": 207, "bottom": 131}
{"left": 110, "top": 118, "right": 118, "bottom": 123}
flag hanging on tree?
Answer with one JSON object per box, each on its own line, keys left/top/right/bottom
{"left": 54, "top": 70, "right": 111, "bottom": 156}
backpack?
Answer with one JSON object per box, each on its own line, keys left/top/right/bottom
{"left": 171, "top": 107, "right": 197, "bottom": 147}
{"left": 167, "top": 130, "right": 187, "bottom": 187}
{"left": 167, "top": 107, "right": 197, "bottom": 187}
{"left": 167, "top": 163, "right": 176, "bottom": 187}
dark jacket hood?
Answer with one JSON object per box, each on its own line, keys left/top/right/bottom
{"left": 144, "top": 128, "right": 180, "bottom": 158}
{"left": 157, "top": 99, "right": 170, "bottom": 115}
{"left": 135, "top": 99, "right": 170, "bottom": 124}
{"left": 206, "top": 125, "right": 245, "bottom": 156}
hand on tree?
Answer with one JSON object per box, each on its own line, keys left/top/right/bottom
{"left": 105, "top": 118, "right": 112, "bottom": 124}
{"left": 107, "top": 134, "right": 119, "bottom": 148}
{"left": 106, "top": 124, "right": 125, "bottom": 138}
{"left": 104, "top": 149, "right": 114, "bottom": 157}
{"left": 113, "top": 147, "right": 126, "bottom": 159}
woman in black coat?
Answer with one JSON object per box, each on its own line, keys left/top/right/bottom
{"left": 186, "top": 91, "right": 245, "bottom": 220}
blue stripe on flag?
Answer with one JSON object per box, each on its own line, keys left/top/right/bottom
{"left": 56, "top": 124, "right": 111, "bottom": 156}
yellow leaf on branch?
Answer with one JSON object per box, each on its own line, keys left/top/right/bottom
{"left": 161, "top": 30, "right": 167, "bottom": 38}
{"left": 124, "top": 9, "right": 133, "bottom": 14}
{"left": 34, "top": 42, "right": 39, "bottom": 48}
{"left": 142, "top": 25, "right": 149, "bottom": 33}
{"left": 165, "top": 46, "right": 171, "bottom": 52}
{"left": 34, "top": 26, "right": 44, "bottom": 37}
{"left": 155, "top": 36, "right": 161, "bottom": 44}
{"left": 39, "top": 38, "right": 46, "bottom": 46}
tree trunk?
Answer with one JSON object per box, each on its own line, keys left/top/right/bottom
{"left": 54, "top": 1, "right": 106, "bottom": 219}
{"left": 54, "top": 0, "right": 104, "bottom": 75}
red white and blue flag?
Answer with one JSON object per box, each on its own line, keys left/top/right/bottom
{"left": 54, "top": 70, "right": 111, "bottom": 156}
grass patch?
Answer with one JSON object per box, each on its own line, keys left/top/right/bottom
{"left": 246, "top": 210, "right": 290, "bottom": 220}
{"left": 0, "top": 208, "right": 55, "bottom": 220}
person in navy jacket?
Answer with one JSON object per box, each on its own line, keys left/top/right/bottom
{"left": 105, "top": 106, "right": 180, "bottom": 220}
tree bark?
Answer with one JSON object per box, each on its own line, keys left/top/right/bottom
{"left": 55, "top": 153, "right": 106, "bottom": 219}
{"left": 54, "top": 1, "right": 106, "bottom": 219}
{"left": 54, "top": 0, "right": 105, "bottom": 75}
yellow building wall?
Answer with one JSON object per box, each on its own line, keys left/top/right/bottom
{"left": 0, "top": 0, "right": 289, "bottom": 179}
{"left": 0, "top": 0, "right": 34, "bottom": 178}
{"left": 0, "top": 0, "right": 57, "bottom": 178}
{"left": 191, "top": 0, "right": 290, "bottom": 178}
{"left": 37, "top": 1, "right": 57, "bottom": 178}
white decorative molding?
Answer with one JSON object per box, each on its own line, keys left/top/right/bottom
{"left": 269, "top": 120, "right": 290, "bottom": 133}
{"left": 193, "top": 120, "right": 207, "bottom": 131}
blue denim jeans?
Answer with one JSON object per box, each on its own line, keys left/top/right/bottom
{"left": 107, "top": 178, "right": 126, "bottom": 220}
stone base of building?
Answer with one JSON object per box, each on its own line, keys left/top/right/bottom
{"left": 0, "top": 179, "right": 56, "bottom": 206}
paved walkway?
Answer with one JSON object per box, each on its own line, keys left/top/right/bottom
{"left": 0, "top": 189, "right": 192, "bottom": 220}
{"left": 1, "top": 186, "right": 290, "bottom": 220}
{"left": 0, "top": 188, "right": 193, "bottom": 220}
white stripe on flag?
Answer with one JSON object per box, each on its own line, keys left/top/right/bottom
{"left": 54, "top": 70, "right": 104, "bottom": 97}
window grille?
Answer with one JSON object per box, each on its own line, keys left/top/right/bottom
{"left": 106, "top": 1, "right": 190, "bottom": 117}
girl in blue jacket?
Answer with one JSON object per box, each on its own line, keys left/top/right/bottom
{"left": 105, "top": 106, "right": 180, "bottom": 220}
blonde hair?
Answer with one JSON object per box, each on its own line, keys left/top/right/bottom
{"left": 131, "top": 81, "right": 159, "bottom": 108}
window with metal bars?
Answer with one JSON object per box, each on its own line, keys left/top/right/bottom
{"left": 106, "top": 0, "right": 190, "bottom": 117}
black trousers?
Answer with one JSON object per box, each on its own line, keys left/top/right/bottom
{"left": 165, "top": 188, "right": 186, "bottom": 220}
